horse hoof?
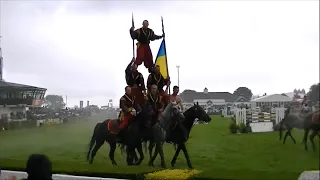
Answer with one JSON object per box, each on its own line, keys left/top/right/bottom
{"left": 112, "top": 162, "right": 117, "bottom": 166}
{"left": 134, "top": 160, "right": 142, "bottom": 165}
{"left": 148, "top": 162, "right": 154, "bottom": 167}
{"left": 171, "top": 161, "right": 175, "bottom": 167}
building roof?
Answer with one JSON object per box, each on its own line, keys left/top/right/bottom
{"left": 251, "top": 94, "right": 292, "bottom": 102}
{"left": 179, "top": 89, "right": 244, "bottom": 103}
{"left": 0, "top": 81, "right": 46, "bottom": 90}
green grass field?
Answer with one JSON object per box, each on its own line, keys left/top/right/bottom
{"left": 0, "top": 114, "right": 319, "bottom": 180}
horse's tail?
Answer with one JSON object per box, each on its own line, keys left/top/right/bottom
{"left": 87, "top": 122, "right": 101, "bottom": 161}
{"left": 143, "top": 141, "right": 148, "bottom": 153}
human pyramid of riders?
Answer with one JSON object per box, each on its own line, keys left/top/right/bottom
{"left": 117, "top": 20, "right": 184, "bottom": 135}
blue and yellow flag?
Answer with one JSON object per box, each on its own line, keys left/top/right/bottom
{"left": 155, "top": 39, "right": 169, "bottom": 79}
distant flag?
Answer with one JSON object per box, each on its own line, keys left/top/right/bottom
{"left": 155, "top": 39, "right": 169, "bottom": 79}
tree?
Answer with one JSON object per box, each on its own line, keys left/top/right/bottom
{"left": 233, "top": 87, "right": 253, "bottom": 100}
{"left": 45, "top": 95, "right": 65, "bottom": 110}
{"left": 307, "top": 83, "right": 319, "bottom": 103}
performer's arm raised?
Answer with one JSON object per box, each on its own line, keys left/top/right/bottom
{"left": 125, "top": 58, "right": 135, "bottom": 75}
{"left": 150, "top": 29, "right": 162, "bottom": 41}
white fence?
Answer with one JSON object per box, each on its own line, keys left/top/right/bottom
{"left": 234, "top": 107, "right": 286, "bottom": 132}
{"left": 235, "top": 107, "right": 286, "bottom": 125}
{"left": 0, "top": 170, "right": 127, "bottom": 180}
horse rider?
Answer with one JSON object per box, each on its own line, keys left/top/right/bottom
{"left": 147, "top": 65, "right": 170, "bottom": 104}
{"left": 145, "top": 84, "right": 165, "bottom": 127}
{"left": 170, "top": 86, "right": 183, "bottom": 111}
{"left": 118, "top": 86, "right": 141, "bottom": 134}
{"left": 301, "top": 95, "right": 309, "bottom": 112}
{"left": 168, "top": 85, "right": 188, "bottom": 141}
{"left": 284, "top": 105, "right": 291, "bottom": 119}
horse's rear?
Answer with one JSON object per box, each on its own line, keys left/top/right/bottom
{"left": 87, "top": 119, "right": 119, "bottom": 165}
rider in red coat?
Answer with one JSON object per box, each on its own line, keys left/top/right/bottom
{"left": 118, "top": 86, "right": 141, "bottom": 132}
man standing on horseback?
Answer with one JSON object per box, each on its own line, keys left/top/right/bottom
{"left": 147, "top": 65, "right": 170, "bottom": 104}
{"left": 146, "top": 84, "right": 165, "bottom": 126}
{"left": 130, "top": 20, "right": 164, "bottom": 72}
{"left": 118, "top": 86, "right": 141, "bottom": 133}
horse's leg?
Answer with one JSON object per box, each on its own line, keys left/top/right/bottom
{"left": 148, "top": 141, "right": 155, "bottom": 162}
{"left": 287, "top": 129, "right": 296, "bottom": 144}
{"left": 148, "top": 142, "right": 159, "bottom": 167}
{"left": 309, "top": 130, "right": 317, "bottom": 152}
{"left": 283, "top": 129, "right": 290, "bottom": 144}
{"left": 171, "top": 144, "right": 182, "bottom": 167}
{"left": 279, "top": 121, "right": 283, "bottom": 141}
{"left": 133, "top": 149, "right": 139, "bottom": 164}
{"left": 303, "top": 128, "right": 310, "bottom": 151}
{"left": 88, "top": 139, "right": 104, "bottom": 164}
{"left": 108, "top": 142, "right": 117, "bottom": 165}
{"left": 134, "top": 143, "right": 144, "bottom": 165}
{"left": 158, "top": 142, "right": 166, "bottom": 168}
{"left": 180, "top": 143, "right": 193, "bottom": 169}
{"left": 126, "top": 146, "right": 135, "bottom": 166}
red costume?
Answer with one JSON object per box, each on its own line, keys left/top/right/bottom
{"left": 147, "top": 72, "right": 170, "bottom": 104}
{"left": 130, "top": 28, "right": 162, "bottom": 69}
{"left": 119, "top": 94, "right": 140, "bottom": 130}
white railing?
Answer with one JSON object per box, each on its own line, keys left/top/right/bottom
{"left": 0, "top": 170, "right": 127, "bottom": 180}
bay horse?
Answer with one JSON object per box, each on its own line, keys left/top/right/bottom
{"left": 279, "top": 107, "right": 320, "bottom": 151}
{"left": 86, "top": 108, "right": 147, "bottom": 166}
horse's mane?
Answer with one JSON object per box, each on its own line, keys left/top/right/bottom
{"left": 158, "top": 103, "right": 174, "bottom": 128}
{"left": 182, "top": 106, "right": 198, "bottom": 130}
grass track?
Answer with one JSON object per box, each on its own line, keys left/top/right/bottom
{"left": 0, "top": 114, "right": 318, "bottom": 180}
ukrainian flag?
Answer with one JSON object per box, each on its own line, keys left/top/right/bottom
{"left": 155, "top": 39, "right": 169, "bottom": 79}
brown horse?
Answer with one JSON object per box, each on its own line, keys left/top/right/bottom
{"left": 279, "top": 107, "right": 320, "bottom": 151}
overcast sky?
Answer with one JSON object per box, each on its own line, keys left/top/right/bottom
{"left": 0, "top": 1, "right": 319, "bottom": 107}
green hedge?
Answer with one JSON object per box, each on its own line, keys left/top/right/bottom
{"left": 6, "top": 120, "right": 37, "bottom": 130}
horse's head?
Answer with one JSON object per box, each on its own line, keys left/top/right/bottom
{"left": 186, "top": 102, "right": 211, "bottom": 123}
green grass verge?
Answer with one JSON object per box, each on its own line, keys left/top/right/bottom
{"left": 0, "top": 114, "right": 318, "bottom": 180}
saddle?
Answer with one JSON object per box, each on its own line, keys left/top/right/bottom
{"left": 107, "top": 120, "right": 120, "bottom": 134}
{"left": 107, "top": 119, "right": 134, "bottom": 134}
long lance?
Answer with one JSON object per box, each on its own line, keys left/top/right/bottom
{"left": 132, "top": 13, "right": 135, "bottom": 58}
{"left": 161, "top": 16, "right": 170, "bottom": 95}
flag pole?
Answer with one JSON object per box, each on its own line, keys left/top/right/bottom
{"left": 161, "top": 16, "right": 171, "bottom": 95}
{"left": 132, "top": 13, "right": 135, "bottom": 58}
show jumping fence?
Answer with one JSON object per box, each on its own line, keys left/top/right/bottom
{"left": 234, "top": 107, "right": 286, "bottom": 126}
